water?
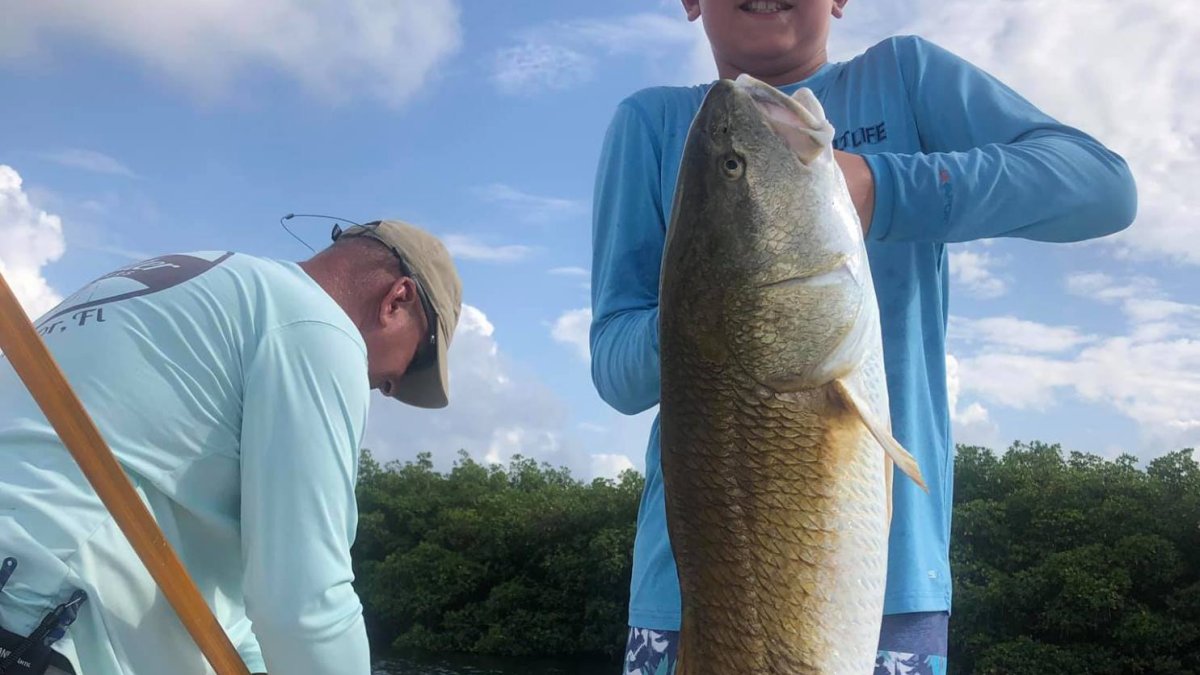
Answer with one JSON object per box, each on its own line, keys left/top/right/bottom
{"left": 372, "top": 652, "right": 616, "bottom": 675}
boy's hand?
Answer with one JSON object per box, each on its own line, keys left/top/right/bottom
{"left": 834, "top": 149, "right": 875, "bottom": 235}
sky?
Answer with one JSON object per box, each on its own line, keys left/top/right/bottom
{"left": 0, "top": 0, "right": 1196, "bottom": 481}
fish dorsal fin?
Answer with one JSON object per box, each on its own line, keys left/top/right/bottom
{"left": 832, "top": 378, "right": 928, "bottom": 493}
{"left": 735, "top": 75, "right": 833, "bottom": 165}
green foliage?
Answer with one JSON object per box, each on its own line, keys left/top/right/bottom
{"left": 352, "top": 449, "right": 642, "bottom": 660}
{"left": 351, "top": 442, "right": 1200, "bottom": 671}
{"left": 949, "top": 441, "right": 1200, "bottom": 674}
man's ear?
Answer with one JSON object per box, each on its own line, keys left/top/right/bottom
{"left": 380, "top": 277, "right": 416, "bottom": 325}
{"left": 832, "top": 0, "right": 848, "bottom": 18}
{"left": 682, "top": 0, "right": 701, "bottom": 22}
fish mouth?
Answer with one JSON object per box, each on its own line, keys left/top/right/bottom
{"left": 739, "top": 0, "right": 794, "bottom": 14}
{"left": 756, "top": 254, "right": 858, "bottom": 290}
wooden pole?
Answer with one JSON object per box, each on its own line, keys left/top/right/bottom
{"left": 0, "top": 270, "right": 251, "bottom": 675}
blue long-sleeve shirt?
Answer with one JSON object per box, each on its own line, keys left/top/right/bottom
{"left": 589, "top": 34, "right": 1136, "bottom": 629}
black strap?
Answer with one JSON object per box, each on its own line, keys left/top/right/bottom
{"left": 0, "top": 557, "right": 80, "bottom": 675}
{"left": 0, "top": 592, "right": 85, "bottom": 675}
{"left": 0, "top": 610, "right": 59, "bottom": 673}
{"left": 0, "top": 624, "right": 75, "bottom": 675}
{"left": 0, "top": 559, "right": 16, "bottom": 594}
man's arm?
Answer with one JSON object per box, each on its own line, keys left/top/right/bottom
{"left": 239, "top": 321, "right": 372, "bottom": 675}
{"left": 230, "top": 614, "right": 265, "bottom": 674}
{"left": 862, "top": 35, "right": 1137, "bottom": 244}
{"left": 589, "top": 98, "right": 667, "bottom": 416}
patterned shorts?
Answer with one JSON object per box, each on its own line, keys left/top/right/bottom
{"left": 622, "top": 612, "right": 949, "bottom": 675}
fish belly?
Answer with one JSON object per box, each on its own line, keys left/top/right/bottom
{"left": 661, "top": 356, "right": 890, "bottom": 675}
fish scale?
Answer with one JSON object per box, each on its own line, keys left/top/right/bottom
{"left": 659, "top": 75, "right": 927, "bottom": 674}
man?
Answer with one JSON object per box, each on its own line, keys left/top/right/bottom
{"left": 0, "top": 219, "right": 463, "bottom": 674}
{"left": 588, "top": 1, "right": 1137, "bottom": 673}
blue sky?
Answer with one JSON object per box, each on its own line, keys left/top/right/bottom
{"left": 1, "top": 0, "right": 1196, "bottom": 479}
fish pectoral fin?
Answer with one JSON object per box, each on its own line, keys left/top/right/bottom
{"left": 832, "top": 379, "right": 929, "bottom": 493}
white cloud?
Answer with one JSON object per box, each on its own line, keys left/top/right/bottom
{"left": 41, "top": 149, "right": 137, "bottom": 178}
{"left": 556, "top": 13, "right": 698, "bottom": 54}
{"left": 954, "top": 351, "right": 1076, "bottom": 410}
{"left": 442, "top": 234, "right": 533, "bottom": 263}
{"left": 551, "top": 307, "right": 591, "bottom": 362}
{"left": 548, "top": 266, "right": 591, "bottom": 294}
{"left": 838, "top": 2, "right": 1200, "bottom": 455}
{"left": 1066, "top": 272, "right": 1200, "bottom": 341}
{"left": 957, "top": 402, "right": 991, "bottom": 428}
{"left": 826, "top": 4, "right": 911, "bottom": 62}
{"left": 495, "top": 1, "right": 1198, "bottom": 267}
{"left": 945, "top": 353, "right": 1000, "bottom": 447}
{"left": 951, "top": 275, "right": 1200, "bottom": 456}
{"left": 494, "top": 1, "right": 1196, "bottom": 269}
{"left": 0, "top": 165, "right": 66, "bottom": 318}
{"left": 855, "top": 0, "right": 1199, "bottom": 266}
{"left": 360, "top": 304, "right": 639, "bottom": 481}
{"left": 590, "top": 453, "right": 635, "bottom": 478}
{"left": 363, "top": 304, "right": 565, "bottom": 466}
{"left": 475, "top": 183, "right": 585, "bottom": 224}
{"left": 484, "top": 425, "right": 563, "bottom": 466}
{"left": 957, "top": 339, "right": 1200, "bottom": 454}
{"left": 948, "top": 246, "right": 1008, "bottom": 298}
{"left": 491, "top": 43, "right": 593, "bottom": 95}
{"left": 949, "top": 316, "right": 1096, "bottom": 354}
{"left": 0, "top": 0, "right": 463, "bottom": 108}
{"left": 682, "top": 22, "right": 719, "bottom": 84}
{"left": 598, "top": 406, "right": 658, "bottom": 477}
{"left": 1065, "top": 272, "right": 1158, "bottom": 302}
{"left": 491, "top": 12, "right": 709, "bottom": 94}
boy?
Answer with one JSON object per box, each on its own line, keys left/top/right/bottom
{"left": 588, "top": 1, "right": 1137, "bottom": 673}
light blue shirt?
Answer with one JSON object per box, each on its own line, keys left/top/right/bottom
{"left": 0, "top": 252, "right": 372, "bottom": 674}
{"left": 589, "top": 35, "right": 1137, "bottom": 629}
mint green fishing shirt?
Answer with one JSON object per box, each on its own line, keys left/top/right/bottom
{"left": 0, "top": 251, "right": 372, "bottom": 674}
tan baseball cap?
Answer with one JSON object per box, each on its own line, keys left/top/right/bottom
{"left": 334, "top": 219, "right": 462, "bottom": 409}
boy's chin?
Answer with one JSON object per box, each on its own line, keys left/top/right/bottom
{"left": 728, "top": 43, "right": 810, "bottom": 72}
{"left": 719, "top": 24, "right": 810, "bottom": 57}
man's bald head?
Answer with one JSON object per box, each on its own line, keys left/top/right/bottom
{"left": 312, "top": 235, "right": 404, "bottom": 303}
{"left": 298, "top": 219, "right": 461, "bottom": 408}
{"left": 298, "top": 235, "right": 431, "bottom": 399}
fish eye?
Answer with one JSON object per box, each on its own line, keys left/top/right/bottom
{"left": 721, "top": 153, "right": 745, "bottom": 180}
